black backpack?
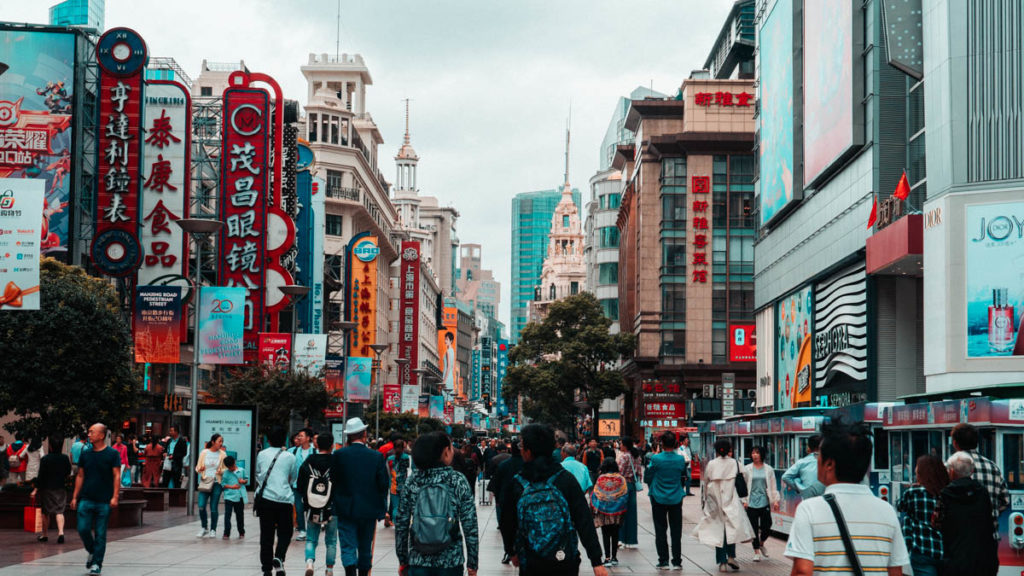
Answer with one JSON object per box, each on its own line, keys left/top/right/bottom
{"left": 410, "top": 482, "right": 459, "bottom": 555}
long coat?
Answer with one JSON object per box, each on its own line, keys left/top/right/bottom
{"left": 693, "top": 456, "right": 755, "bottom": 547}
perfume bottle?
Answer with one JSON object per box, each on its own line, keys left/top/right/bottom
{"left": 989, "top": 288, "right": 1015, "bottom": 353}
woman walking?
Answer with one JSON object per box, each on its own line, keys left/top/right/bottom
{"left": 195, "top": 433, "right": 227, "bottom": 538}
{"left": 616, "top": 437, "right": 641, "bottom": 549}
{"left": 741, "top": 446, "right": 780, "bottom": 562}
{"left": 395, "top": 431, "right": 479, "bottom": 576}
{"left": 694, "top": 439, "right": 754, "bottom": 573}
{"left": 33, "top": 438, "right": 70, "bottom": 543}
{"left": 591, "top": 458, "right": 628, "bottom": 566}
{"left": 896, "top": 455, "right": 949, "bottom": 576}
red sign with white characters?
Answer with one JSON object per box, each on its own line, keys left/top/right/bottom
{"left": 691, "top": 175, "right": 710, "bottom": 283}
{"left": 694, "top": 92, "right": 755, "bottom": 107}
{"left": 219, "top": 87, "right": 269, "bottom": 356}
{"left": 644, "top": 402, "right": 686, "bottom": 418}
{"left": 729, "top": 324, "right": 756, "bottom": 362}
{"left": 398, "top": 241, "right": 421, "bottom": 388}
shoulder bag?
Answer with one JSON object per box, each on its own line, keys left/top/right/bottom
{"left": 734, "top": 460, "right": 749, "bottom": 498}
{"left": 824, "top": 493, "right": 864, "bottom": 576}
{"left": 629, "top": 454, "right": 644, "bottom": 492}
{"left": 253, "top": 449, "right": 284, "bottom": 517}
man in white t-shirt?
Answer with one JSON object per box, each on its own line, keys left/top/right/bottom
{"left": 785, "top": 421, "right": 909, "bottom": 576}
{"left": 676, "top": 435, "right": 693, "bottom": 495}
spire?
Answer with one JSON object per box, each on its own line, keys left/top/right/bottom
{"left": 563, "top": 104, "right": 571, "bottom": 192}
{"left": 403, "top": 97, "right": 410, "bottom": 146}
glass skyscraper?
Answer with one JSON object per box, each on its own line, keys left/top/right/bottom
{"left": 510, "top": 187, "right": 581, "bottom": 344}
{"left": 49, "top": 0, "right": 105, "bottom": 30}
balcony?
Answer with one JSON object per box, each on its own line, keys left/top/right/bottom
{"left": 325, "top": 185, "right": 360, "bottom": 201}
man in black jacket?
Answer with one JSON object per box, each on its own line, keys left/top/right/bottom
{"left": 298, "top": 432, "right": 337, "bottom": 576}
{"left": 938, "top": 451, "right": 998, "bottom": 576}
{"left": 331, "top": 418, "right": 388, "bottom": 576}
{"left": 499, "top": 424, "right": 607, "bottom": 576}
{"left": 160, "top": 426, "right": 188, "bottom": 488}
{"left": 488, "top": 442, "right": 525, "bottom": 564}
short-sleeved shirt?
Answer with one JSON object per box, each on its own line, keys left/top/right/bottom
{"left": 748, "top": 465, "right": 769, "bottom": 509}
{"left": 37, "top": 453, "right": 72, "bottom": 491}
{"left": 78, "top": 447, "right": 121, "bottom": 502}
{"left": 785, "top": 483, "right": 909, "bottom": 573}
{"left": 222, "top": 467, "right": 248, "bottom": 502}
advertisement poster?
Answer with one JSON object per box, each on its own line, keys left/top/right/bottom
{"left": 382, "top": 383, "right": 401, "bottom": 414}
{"left": 0, "top": 30, "right": 75, "bottom": 255}
{"left": 776, "top": 285, "right": 813, "bottom": 409}
{"left": 454, "top": 406, "right": 466, "bottom": 425}
{"left": 324, "top": 355, "right": 344, "bottom": 400}
{"left": 813, "top": 263, "right": 868, "bottom": 406}
{"left": 401, "top": 384, "right": 420, "bottom": 414}
{"left": 344, "top": 356, "right": 372, "bottom": 402}
{"left": 429, "top": 395, "right": 444, "bottom": 420}
{"left": 198, "top": 286, "right": 245, "bottom": 364}
{"left": 0, "top": 178, "right": 44, "bottom": 309}
{"left": 348, "top": 234, "right": 379, "bottom": 357}
{"left": 258, "top": 333, "right": 291, "bottom": 369}
{"left": 729, "top": 325, "right": 756, "bottom": 362}
{"left": 966, "top": 202, "right": 1024, "bottom": 357}
{"left": 757, "top": 0, "right": 796, "bottom": 227}
{"left": 134, "top": 286, "right": 181, "bottom": 363}
{"left": 292, "top": 334, "right": 328, "bottom": 375}
{"left": 438, "top": 306, "right": 458, "bottom": 392}
{"left": 197, "top": 405, "right": 256, "bottom": 473}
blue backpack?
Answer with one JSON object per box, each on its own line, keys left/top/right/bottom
{"left": 514, "top": 472, "right": 578, "bottom": 562}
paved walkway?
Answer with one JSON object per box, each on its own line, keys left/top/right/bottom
{"left": 0, "top": 489, "right": 791, "bottom": 575}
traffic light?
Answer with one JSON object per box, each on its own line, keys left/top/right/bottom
{"left": 1010, "top": 512, "right": 1024, "bottom": 549}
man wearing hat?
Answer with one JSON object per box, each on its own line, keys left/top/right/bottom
{"left": 331, "top": 418, "right": 389, "bottom": 576}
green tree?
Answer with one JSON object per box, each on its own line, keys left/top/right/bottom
{"left": 503, "top": 292, "right": 635, "bottom": 433}
{"left": 0, "top": 258, "right": 140, "bottom": 441}
{"left": 210, "top": 365, "right": 334, "bottom": 436}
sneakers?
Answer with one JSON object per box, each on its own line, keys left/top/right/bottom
{"left": 89, "top": 564, "right": 102, "bottom": 575}
{"left": 294, "top": 530, "right": 306, "bottom": 541}
{"left": 609, "top": 558, "right": 619, "bottom": 567}
{"left": 753, "top": 551, "right": 761, "bottom": 562}
{"left": 223, "top": 533, "right": 230, "bottom": 540}
{"left": 305, "top": 560, "right": 314, "bottom": 576}
{"left": 671, "top": 563, "right": 682, "bottom": 570}
{"left": 656, "top": 561, "right": 671, "bottom": 570}
{"left": 325, "top": 569, "right": 333, "bottom": 576}
{"left": 719, "top": 565, "right": 729, "bottom": 573}
{"left": 760, "top": 548, "right": 769, "bottom": 559}
{"left": 86, "top": 554, "right": 93, "bottom": 569}
{"left": 273, "top": 557, "right": 286, "bottom": 576}
{"left": 196, "top": 528, "right": 208, "bottom": 538}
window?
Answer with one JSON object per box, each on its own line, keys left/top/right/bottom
{"left": 308, "top": 113, "right": 318, "bottom": 142}
{"left": 570, "top": 282, "right": 579, "bottom": 295}
{"left": 600, "top": 298, "right": 619, "bottom": 320}
{"left": 549, "top": 285, "right": 556, "bottom": 300}
{"left": 661, "top": 158, "right": 686, "bottom": 185}
{"left": 661, "top": 330, "right": 685, "bottom": 357}
{"left": 563, "top": 215, "right": 569, "bottom": 228}
{"left": 663, "top": 195, "right": 687, "bottom": 229}
{"left": 607, "top": 193, "right": 621, "bottom": 209}
{"left": 200, "top": 86, "right": 212, "bottom": 96}
{"left": 662, "top": 284, "right": 686, "bottom": 321}
{"left": 326, "top": 214, "right": 342, "bottom": 236}
{"left": 712, "top": 328, "right": 727, "bottom": 362}
{"left": 599, "top": 227, "right": 620, "bottom": 248}
{"left": 663, "top": 243, "right": 686, "bottom": 275}
{"left": 598, "top": 262, "right": 618, "bottom": 284}
{"left": 326, "top": 169, "right": 343, "bottom": 192}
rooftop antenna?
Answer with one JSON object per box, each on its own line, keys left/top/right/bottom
{"left": 403, "top": 97, "right": 411, "bottom": 145}
{"left": 564, "top": 101, "right": 571, "bottom": 189}
{"left": 336, "top": 0, "right": 341, "bottom": 60}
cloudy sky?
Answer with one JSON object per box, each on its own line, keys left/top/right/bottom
{"left": 8, "top": 0, "right": 735, "bottom": 326}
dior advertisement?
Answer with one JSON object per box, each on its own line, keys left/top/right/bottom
{"left": 813, "top": 263, "right": 868, "bottom": 407}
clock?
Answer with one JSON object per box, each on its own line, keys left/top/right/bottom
{"left": 96, "top": 27, "right": 148, "bottom": 76}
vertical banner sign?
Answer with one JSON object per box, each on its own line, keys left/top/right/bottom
{"left": 348, "top": 235, "right": 379, "bottom": 356}
{"left": 344, "top": 356, "right": 372, "bottom": 402}
{"left": 0, "top": 179, "right": 44, "bottom": 309}
{"left": 443, "top": 404, "right": 453, "bottom": 425}
{"left": 258, "top": 332, "right": 291, "bottom": 369}
{"left": 323, "top": 355, "right": 345, "bottom": 405}
{"left": 91, "top": 28, "right": 148, "bottom": 277}
{"left": 496, "top": 340, "right": 509, "bottom": 416}
{"left": 292, "top": 333, "right": 328, "bottom": 375}
{"left": 429, "top": 395, "right": 444, "bottom": 420}
{"left": 220, "top": 87, "right": 269, "bottom": 360}
{"left": 138, "top": 81, "right": 190, "bottom": 287}
{"left": 471, "top": 348, "right": 481, "bottom": 400}
{"left": 382, "top": 383, "right": 401, "bottom": 414}
{"left": 398, "top": 241, "right": 421, "bottom": 387}
{"left": 134, "top": 286, "right": 182, "bottom": 363}
{"left": 438, "top": 306, "right": 458, "bottom": 393}
{"left": 296, "top": 163, "right": 324, "bottom": 333}
{"left": 401, "top": 384, "right": 420, "bottom": 414}
{"left": 454, "top": 406, "right": 466, "bottom": 425}
{"left": 198, "top": 286, "right": 246, "bottom": 364}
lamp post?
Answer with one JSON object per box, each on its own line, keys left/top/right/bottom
{"left": 175, "top": 218, "right": 224, "bottom": 518}
{"left": 279, "top": 284, "right": 310, "bottom": 334}
{"left": 331, "top": 321, "right": 357, "bottom": 432}
{"left": 369, "top": 343, "right": 389, "bottom": 440}
{"left": 394, "top": 357, "right": 409, "bottom": 416}
{"left": 413, "top": 368, "right": 434, "bottom": 434}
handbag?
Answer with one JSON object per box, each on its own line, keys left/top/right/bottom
{"left": 197, "top": 473, "right": 215, "bottom": 493}
{"left": 253, "top": 449, "right": 284, "bottom": 517}
{"left": 629, "top": 454, "right": 644, "bottom": 492}
{"left": 162, "top": 456, "right": 173, "bottom": 472}
{"left": 824, "top": 493, "right": 864, "bottom": 576}
{"left": 734, "top": 461, "right": 749, "bottom": 498}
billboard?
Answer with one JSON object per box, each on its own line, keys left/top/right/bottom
{"left": 257, "top": 332, "right": 291, "bottom": 369}
{"left": 438, "top": 306, "right": 458, "bottom": 393}
{"left": 348, "top": 234, "right": 378, "bottom": 357}
{"left": 428, "top": 395, "right": 444, "bottom": 420}
{"left": 198, "top": 286, "right": 246, "bottom": 365}
{"left": 803, "top": 0, "right": 861, "bottom": 186}
{"left": 0, "top": 178, "right": 44, "bottom": 310}
{"left": 729, "top": 325, "right": 756, "bottom": 362}
{"left": 196, "top": 405, "right": 257, "bottom": 474}
{"left": 324, "top": 355, "right": 344, "bottom": 404}
{"left": 757, "top": 0, "right": 797, "bottom": 227}
{"left": 134, "top": 286, "right": 182, "bottom": 363}
{"left": 813, "top": 263, "right": 868, "bottom": 406}
{"left": 292, "top": 333, "right": 328, "bottom": 375}
{"left": 776, "top": 285, "right": 813, "bottom": 410}
{"left": 495, "top": 339, "right": 508, "bottom": 416}
{"left": 398, "top": 241, "right": 421, "bottom": 387}
{"left": 344, "top": 356, "right": 372, "bottom": 402}
{"left": 0, "top": 30, "right": 75, "bottom": 255}
{"left": 454, "top": 406, "right": 466, "bottom": 425}
{"left": 755, "top": 308, "right": 775, "bottom": 410}
{"left": 401, "top": 384, "right": 420, "bottom": 414}
{"left": 382, "top": 383, "right": 401, "bottom": 414}
{"left": 966, "top": 202, "right": 1024, "bottom": 358}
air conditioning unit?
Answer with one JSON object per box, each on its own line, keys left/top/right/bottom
{"left": 702, "top": 384, "right": 715, "bottom": 398}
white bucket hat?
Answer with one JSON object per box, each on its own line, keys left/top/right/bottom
{"left": 343, "top": 417, "right": 368, "bottom": 435}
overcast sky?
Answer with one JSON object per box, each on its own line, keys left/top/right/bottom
{"left": 7, "top": 0, "right": 734, "bottom": 327}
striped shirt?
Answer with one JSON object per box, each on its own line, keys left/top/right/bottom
{"left": 785, "top": 483, "right": 909, "bottom": 575}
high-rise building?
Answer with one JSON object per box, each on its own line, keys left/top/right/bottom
{"left": 456, "top": 243, "right": 500, "bottom": 320}
{"left": 703, "top": 0, "right": 755, "bottom": 80}
{"left": 49, "top": 0, "right": 104, "bottom": 30}
{"left": 510, "top": 187, "right": 580, "bottom": 344}
{"left": 598, "top": 87, "right": 667, "bottom": 172}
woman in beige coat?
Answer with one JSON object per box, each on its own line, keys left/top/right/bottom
{"left": 741, "top": 446, "right": 781, "bottom": 562}
{"left": 693, "top": 439, "right": 754, "bottom": 573}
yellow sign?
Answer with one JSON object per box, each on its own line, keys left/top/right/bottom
{"left": 349, "top": 236, "right": 378, "bottom": 357}
{"left": 598, "top": 419, "right": 621, "bottom": 438}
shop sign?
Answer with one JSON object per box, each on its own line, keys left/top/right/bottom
{"left": 398, "top": 241, "right": 421, "bottom": 386}
{"left": 690, "top": 175, "right": 709, "bottom": 283}
{"left": 644, "top": 402, "right": 685, "bottom": 418}
{"left": 813, "top": 263, "right": 867, "bottom": 407}
{"left": 694, "top": 92, "right": 755, "bottom": 107}
{"left": 348, "top": 235, "right": 378, "bottom": 357}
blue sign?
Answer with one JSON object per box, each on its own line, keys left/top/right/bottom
{"left": 354, "top": 239, "right": 379, "bottom": 262}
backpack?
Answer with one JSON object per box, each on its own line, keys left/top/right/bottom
{"left": 410, "top": 482, "right": 459, "bottom": 555}
{"left": 514, "top": 472, "right": 578, "bottom": 562}
{"left": 305, "top": 466, "right": 333, "bottom": 525}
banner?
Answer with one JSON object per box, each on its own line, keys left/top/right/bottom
{"left": 429, "top": 395, "right": 444, "bottom": 420}
{"left": 292, "top": 333, "right": 328, "bottom": 376}
{"left": 454, "top": 406, "right": 466, "bottom": 425}
{"left": 776, "top": 285, "right": 813, "bottom": 409}
{"left": 0, "top": 178, "right": 44, "bottom": 310}
{"left": 966, "top": 201, "right": 1024, "bottom": 358}
{"left": 443, "top": 403, "right": 453, "bottom": 425}
{"left": 382, "top": 383, "right": 401, "bottom": 414}
{"left": 398, "top": 241, "right": 420, "bottom": 386}
{"left": 0, "top": 29, "right": 75, "bottom": 255}
{"left": 348, "top": 235, "right": 379, "bottom": 356}
{"left": 134, "top": 286, "right": 181, "bottom": 363}
{"left": 198, "top": 286, "right": 246, "bottom": 364}
{"left": 729, "top": 325, "right": 756, "bottom": 362}
{"left": 418, "top": 394, "right": 429, "bottom": 418}
{"left": 344, "top": 356, "right": 372, "bottom": 402}
{"left": 296, "top": 167, "right": 324, "bottom": 333}
{"left": 438, "top": 306, "right": 458, "bottom": 393}
{"left": 401, "top": 384, "right": 420, "bottom": 414}
{"left": 324, "top": 355, "right": 344, "bottom": 400}
{"left": 258, "top": 333, "right": 291, "bottom": 369}
{"left": 496, "top": 339, "right": 508, "bottom": 416}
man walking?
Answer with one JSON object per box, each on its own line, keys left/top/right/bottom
{"left": 782, "top": 434, "right": 825, "bottom": 498}
{"left": 299, "top": 432, "right": 338, "bottom": 576}
{"left": 160, "top": 425, "right": 188, "bottom": 489}
{"left": 937, "top": 451, "right": 998, "bottom": 575}
{"left": 560, "top": 444, "right": 593, "bottom": 493}
{"left": 950, "top": 423, "right": 1009, "bottom": 540}
{"left": 291, "top": 428, "right": 316, "bottom": 541}
{"left": 582, "top": 440, "right": 603, "bottom": 484}
{"left": 331, "top": 418, "right": 388, "bottom": 576}
{"left": 71, "top": 423, "right": 121, "bottom": 575}
{"left": 255, "top": 427, "right": 297, "bottom": 576}
{"left": 645, "top": 431, "right": 688, "bottom": 570}
{"left": 785, "top": 421, "right": 909, "bottom": 576}
{"left": 678, "top": 435, "right": 694, "bottom": 495}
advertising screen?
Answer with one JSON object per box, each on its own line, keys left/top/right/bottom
{"left": 757, "top": 0, "right": 796, "bottom": 227}
{"left": 0, "top": 30, "right": 75, "bottom": 255}
{"left": 0, "top": 178, "right": 44, "bottom": 310}
{"left": 438, "top": 306, "right": 458, "bottom": 393}
{"left": 292, "top": 333, "right": 327, "bottom": 375}
{"left": 729, "top": 325, "right": 756, "bottom": 362}
{"left": 966, "top": 202, "right": 1024, "bottom": 358}
{"left": 813, "top": 263, "right": 868, "bottom": 406}
{"left": 134, "top": 286, "right": 182, "bottom": 363}
{"left": 197, "top": 405, "right": 256, "bottom": 474}
{"left": 198, "top": 286, "right": 246, "bottom": 364}
{"left": 776, "top": 285, "right": 813, "bottom": 410}
{"left": 344, "top": 356, "right": 372, "bottom": 402}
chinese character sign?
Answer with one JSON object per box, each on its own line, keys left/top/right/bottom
{"left": 134, "top": 286, "right": 182, "bottom": 363}
{"left": 690, "top": 175, "right": 710, "bottom": 284}
{"left": 348, "top": 235, "right": 379, "bottom": 357}
{"left": 139, "top": 81, "right": 189, "bottom": 287}
{"left": 496, "top": 339, "right": 508, "bottom": 416}
{"left": 219, "top": 88, "right": 269, "bottom": 356}
{"left": 198, "top": 286, "right": 246, "bottom": 364}
{"left": 0, "top": 178, "right": 44, "bottom": 310}
{"left": 398, "top": 241, "right": 420, "bottom": 387}
{"left": 344, "top": 356, "right": 372, "bottom": 402}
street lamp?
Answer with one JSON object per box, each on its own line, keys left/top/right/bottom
{"left": 331, "top": 320, "right": 357, "bottom": 430}
{"left": 279, "top": 284, "right": 310, "bottom": 334}
{"left": 369, "top": 343, "right": 389, "bottom": 440}
{"left": 175, "top": 218, "right": 224, "bottom": 518}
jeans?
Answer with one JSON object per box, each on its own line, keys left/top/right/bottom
{"left": 910, "top": 551, "right": 942, "bottom": 576}
{"left": 76, "top": 500, "right": 111, "bottom": 567}
{"left": 650, "top": 499, "right": 682, "bottom": 565}
{"left": 621, "top": 481, "right": 638, "bottom": 545}
{"left": 223, "top": 499, "right": 245, "bottom": 536}
{"left": 408, "top": 567, "right": 464, "bottom": 576}
{"left": 257, "top": 499, "right": 294, "bottom": 573}
{"left": 745, "top": 505, "right": 772, "bottom": 549}
{"left": 337, "top": 517, "right": 377, "bottom": 570}
{"left": 197, "top": 482, "right": 222, "bottom": 531}
{"left": 600, "top": 524, "right": 620, "bottom": 560}
{"left": 305, "top": 516, "right": 338, "bottom": 566}
{"left": 389, "top": 491, "right": 400, "bottom": 521}
{"left": 684, "top": 465, "right": 692, "bottom": 494}
{"left": 715, "top": 527, "right": 736, "bottom": 565}
{"left": 293, "top": 488, "right": 306, "bottom": 532}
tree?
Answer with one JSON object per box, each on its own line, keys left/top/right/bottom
{"left": 210, "top": 365, "right": 334, "bottom": 436}
{"left": 0, "top": 258, "right": 140, "bottom": 441}
{"left": 503, "top": 292, "right": 635, "bottom": 433}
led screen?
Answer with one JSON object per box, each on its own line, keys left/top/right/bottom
{"left": 758, "top": 0, "right": 795, "bottom": 227}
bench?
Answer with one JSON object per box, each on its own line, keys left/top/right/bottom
{"left": 0, "top": 498, "right": 146, "bottom": 530}
{"left": 142, "top": 490, "right": 169, "bottom": 512}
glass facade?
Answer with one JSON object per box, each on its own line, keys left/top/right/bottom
{"left": 660, "top": 158, "right": 688, "bottom": 358}
{"left": 49, "top": 0, "right": 104, "bottom": 29}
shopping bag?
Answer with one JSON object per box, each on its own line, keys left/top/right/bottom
{"left": 23, "top": 496, "right": 41, "bottom": 533}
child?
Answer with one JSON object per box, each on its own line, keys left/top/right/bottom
{"left": 220, "top": 455, "right": 247, "bottom": 539}
{"left": 591, "top": 457, "right": 629, "bottom": 566}
{"left": 385, "top": 438, "right": 411, "bottom": 527}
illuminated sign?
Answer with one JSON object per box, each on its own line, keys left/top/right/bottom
{"left": 690, "top": 175, "right": 710, "bottom": 283}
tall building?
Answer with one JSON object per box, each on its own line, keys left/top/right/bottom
{"left": 456, "top": 243, "right": 500, "bottom": 320}
{"left": 703, "top": 0, "right": 755, "bottom": 80}
{"left": 49, "top": 0, "right": 104, "bottom": 30}
{"left": 598, "top": 87, "right": 667, "bottom": 172}
{"left": 510, "top": 187, "right": 580, "bottom": 344}
{"left": 584, "top": 169, "right": 623, "bottom": 331}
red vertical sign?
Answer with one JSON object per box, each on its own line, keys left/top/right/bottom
{"left": 399, "top": 241, "right": 421, "bottom": 387}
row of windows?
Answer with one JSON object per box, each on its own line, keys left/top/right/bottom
{"left": 599, "top": 227, "right": 620, "bottom": 248}
{"left": 599, "top": 193, "right": 621, "bottom": 210}
{"left": 598, "top": 262, "right": 618, "bottom": 285}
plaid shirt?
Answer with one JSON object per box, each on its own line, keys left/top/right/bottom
{"left": 897, "top": 485, "right": 942, "bottom": 559}
{"left": 967, "top": 449, "right": 1010, "bottom": 537}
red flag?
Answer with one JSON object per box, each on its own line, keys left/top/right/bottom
{"left": 867, "top": 196, "right": 878, "bottom": 229}
{"left": 894, "top": 171, "right": 910, "bottom": 200}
